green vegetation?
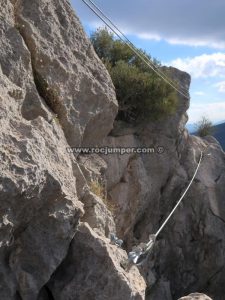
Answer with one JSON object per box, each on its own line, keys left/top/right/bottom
{"left": 91, "top": 27, "right": 178, "bottom": 123}
{"left": 195, "top": 116, "right": 214, "bottom": 137}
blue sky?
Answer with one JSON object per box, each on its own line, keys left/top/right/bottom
{"left": 71, "top": 0, "right": 225, "bottom": 125}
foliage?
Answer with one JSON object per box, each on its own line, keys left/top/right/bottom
{"left": 195, "top": 116, "right": 214, "bottom": 137}
{"left": 91, "top": 27, "right": 178, "bottom": 123}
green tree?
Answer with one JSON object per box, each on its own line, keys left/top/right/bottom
{"left": 91, "top": 27, "right": 114, "bottom": 62}
{"left": 91, "top": 28, "right": 178, "bottom": 123}
{"left": 195, "top": 116, "right": 214, "bottom": 137}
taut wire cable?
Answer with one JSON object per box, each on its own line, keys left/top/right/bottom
{"left": 81, "top": 0, "right": 190, "bottom": 99}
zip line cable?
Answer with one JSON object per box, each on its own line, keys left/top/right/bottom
{"left": 126, "top": 151, "right": 204, "bottom": 266}
{"left": 81, "top": 0, "right": 190, "bottom": 99}
{"left": 81, "top": 0, "right": 189, "bottom": 97}
{"left": 155, "top": 150, "right": 203, "bottom": 238}
{"left": 85, "top": 0, "right": 189, "bottom": 95}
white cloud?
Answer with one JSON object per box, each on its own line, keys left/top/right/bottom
{"left": 166, "top": 38, "right": 225, "bottom": 49}
{"left": 73, "top": 0, "right": 225, "bottom": 49}
{"left": 188, "top": 102, "right": 225, "bottom": 124}
{"left": 214, "top": 81, "right": 225, "bottom": 93}
{"left": 168, "top": 53, "right": 225, "bottom": 78}
{"left": 137, "top": 33, "right": 161, "bottom": 41}
{"left": 194, "top": 91, "right": 205, "bottom": 96}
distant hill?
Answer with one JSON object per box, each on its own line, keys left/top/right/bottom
{"left": 187, "top": 122, "right": 225, "bottom": 150}
{"left": 213, "top": 122, "right": 225, "bottom": 150}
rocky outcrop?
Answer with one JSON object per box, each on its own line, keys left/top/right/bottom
{"left": 1, "top": 0, "right": 224, "bottom": 300}
{"left": 101, "top": 67, "right": 191, "bottom": 244}
{"left": 47, "top": 222, "right": 145, "bottom": 300}
{"left": 0, "top": 0, "right": 145, "bottom": 299}
{"left": 0, "top": 3, "right": 83, "bottom": 298}
{"left": 101, "top": 68, "right": 225, "bottom": 300}
{"left": 178, "top": 293, "right": 213, "bottom": 300}
{"left": 14, "top": 0, "right": 118, "bottom": 148}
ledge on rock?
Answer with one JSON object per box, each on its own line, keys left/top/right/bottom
{"left": 178, "top": 293, "right": 213, "bottom": 300}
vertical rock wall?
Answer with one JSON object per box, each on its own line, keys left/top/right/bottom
{"left": 101, "top": 68, "right": 225, "bottom": 300}
{"left": 0, "top": 1, "right": 145, "bottom": 299}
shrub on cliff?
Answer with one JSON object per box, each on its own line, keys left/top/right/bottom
{"left": 195, "top": 116, "right": 214, "bottom": 137}
{"left": 91, "top": 28, "right": 178, "bottom": 123}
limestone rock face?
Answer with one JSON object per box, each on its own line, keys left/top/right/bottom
{"left": 15, "top": 0, "right": 118, "bottom": 148}
{"left": 0, "top": 1, "right": 144, "bottom": 299}
{"left": 47, "top": 223, "right": 146, "bottom": 300}
{"left": 101, "top": 68, "right": 225, "bottom": 300}
{"left": 1, "top": 0, "right": 225, "bottom": 300}
{"left": 0, "top": 2, "right": 83, "bottom": 299}
{"left": 102, "top": 68, "right": 191, "bottom": 244}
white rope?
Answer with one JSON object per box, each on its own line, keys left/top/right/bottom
{"left": 80, "top": 0, "right": 190, "bottom": 99}
{"left": 126, "top": 151, "right": 204, "bottom": 266}
{"left": 154, "top": 151, "right": 203, "bottom": 239}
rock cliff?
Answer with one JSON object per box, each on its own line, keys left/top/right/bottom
{"left": 0, "top": 1, "right": 224, "bottom": 300}
{"left": 101, "top": 68, "right": 225, "bottom": 300}
{"left": 0, "top": 1, "right": 144, "bottom": 299}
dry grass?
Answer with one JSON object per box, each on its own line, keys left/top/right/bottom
{"left": 89, "top": 179, "right": 105, "bottom": 199}
{"left": 89, "top": 179, "right": 116, "bottom": 213}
